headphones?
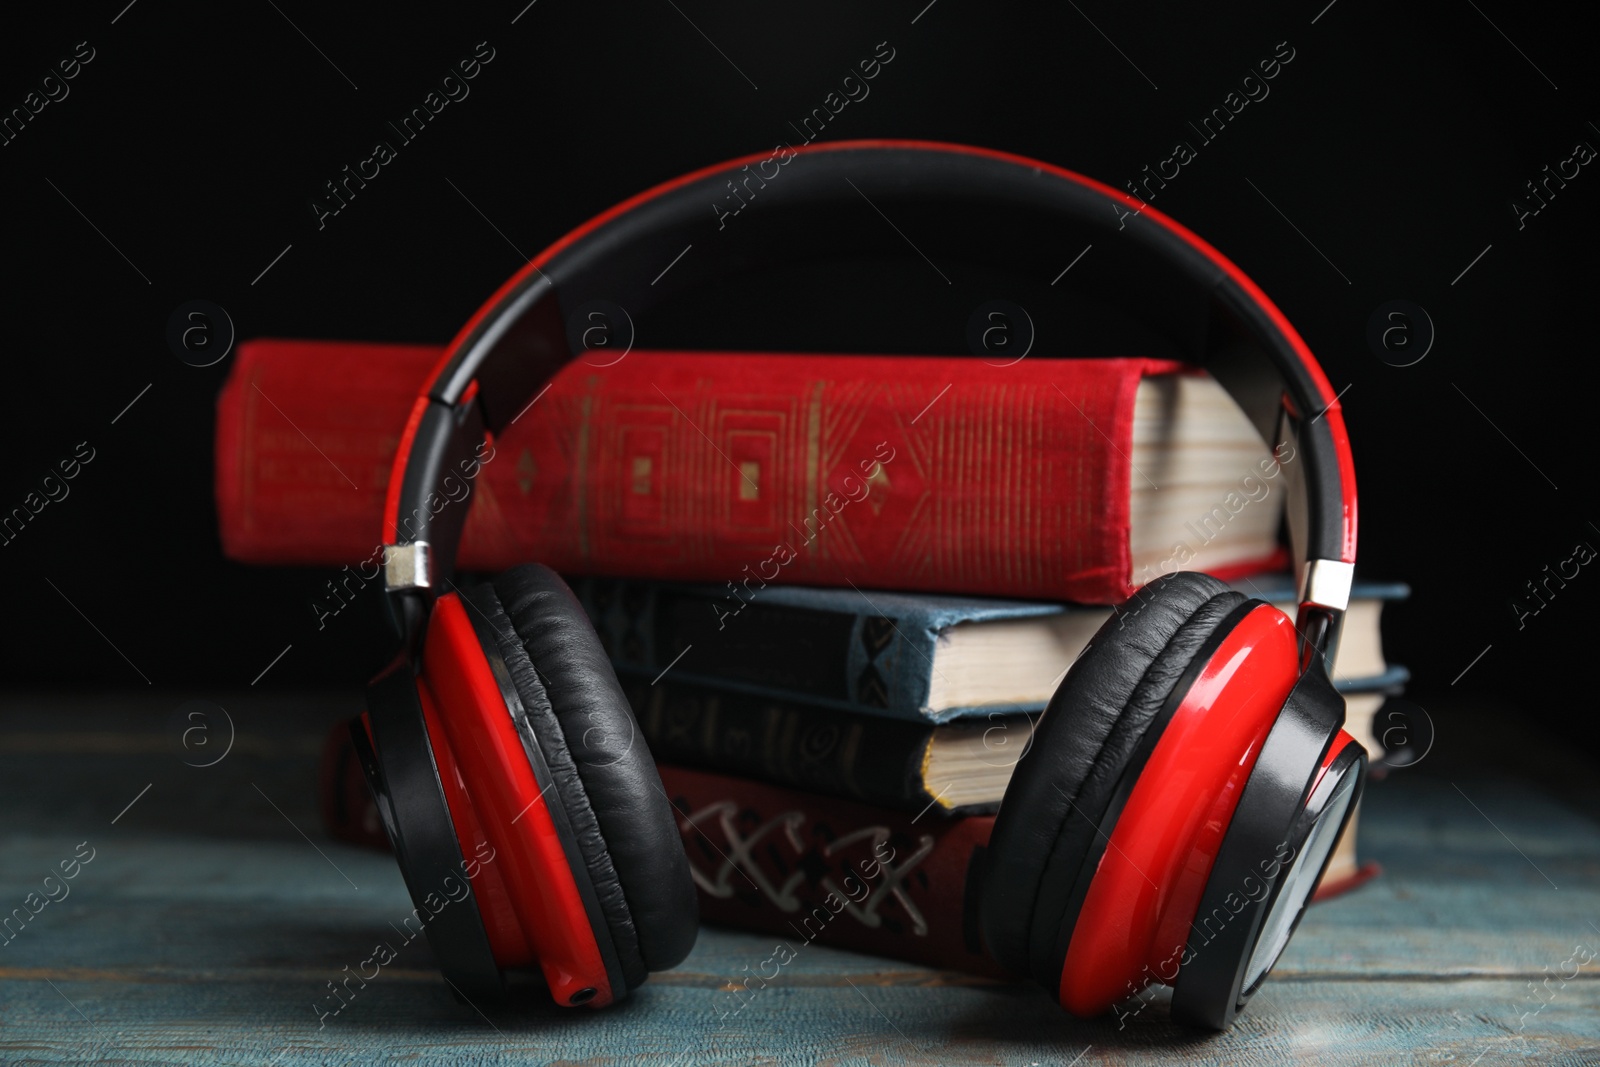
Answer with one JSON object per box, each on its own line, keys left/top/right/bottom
{"left": 350, "top": 139, "right": 1366, "bottom": 1030}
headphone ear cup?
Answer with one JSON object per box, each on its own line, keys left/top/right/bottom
{"left": 980, "top": 572, "right": 1247, "bottom": 990}
{"left": 465, "top": 565, "right": 699, "bottom": 987}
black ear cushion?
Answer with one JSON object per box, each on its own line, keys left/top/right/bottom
{"left": 981, "top": 572, "right": 1251, "bottom": 988}
{"left": 464, "top": 565, "right": 698, "bottom": 988}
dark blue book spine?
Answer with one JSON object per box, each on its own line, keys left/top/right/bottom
{"left": 573, "top": 578, "right": 943, "bottom": 718}
{"left": 573, "top": 578, "right": 1069, "bottom": 720}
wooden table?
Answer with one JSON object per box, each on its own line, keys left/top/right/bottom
{"left": 2, "top": 692, "right": 1597, "bottom": 1065}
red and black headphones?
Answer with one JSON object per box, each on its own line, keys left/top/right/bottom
{"left": 351, "top": 140, "right": 1365, "bottom": 1030}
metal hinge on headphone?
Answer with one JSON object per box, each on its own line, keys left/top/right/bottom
{"left": 384, "top": 541, "right": 432, "bottom": 591}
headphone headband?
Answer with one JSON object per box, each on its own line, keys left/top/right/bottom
{"left": 379, "top": 140, "right": 1356, "bottom": 661}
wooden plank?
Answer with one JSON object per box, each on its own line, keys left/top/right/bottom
{"left": 0, "top": 973, "right": 1596, "bottom": 1065}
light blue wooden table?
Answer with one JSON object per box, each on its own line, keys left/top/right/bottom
{"left": 2, "top": 692, "right": 1597, "bottom": 1065}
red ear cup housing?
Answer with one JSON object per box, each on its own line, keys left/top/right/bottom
{"left": 1168, "top": 679, "right": 1363, "bottom": 1028}
{"left": 357, "top": 564, "right": 697, "bottom": 1008}
{"left": 980, "top": 571, "right": 1356, "bottom": 1025}
{"left": 354, "top": 669, "right": 505, "bottom": 1004}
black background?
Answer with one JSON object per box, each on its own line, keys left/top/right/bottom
{"left": 2, "top": 1, "right": 1593, "bottom": 750}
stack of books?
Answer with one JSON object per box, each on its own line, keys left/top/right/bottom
{"left": 218, "top": 341, "right": 1407, "bottom": 976}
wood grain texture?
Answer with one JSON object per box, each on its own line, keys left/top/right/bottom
{"left": 1, "top": 691, "right": 1597, "bottom": 1065}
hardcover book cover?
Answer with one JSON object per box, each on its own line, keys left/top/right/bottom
{"left": 215, "top": 339, "right": 1267, "bottom": 603}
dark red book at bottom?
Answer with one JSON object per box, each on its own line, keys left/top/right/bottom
{"left": 655, "top": 764, "right": 1005, "bottom": 979}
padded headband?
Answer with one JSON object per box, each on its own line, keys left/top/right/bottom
{"left": 379, "top": 140, "right": 1357, "bottom": 659}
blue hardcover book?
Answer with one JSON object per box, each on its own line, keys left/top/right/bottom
{"left": 572, "top": 576, "right": 1410, "bottom": 724}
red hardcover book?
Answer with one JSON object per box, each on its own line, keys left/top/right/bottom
{"left": 217, "top": 339, "right": 1282, "bottom": 602}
